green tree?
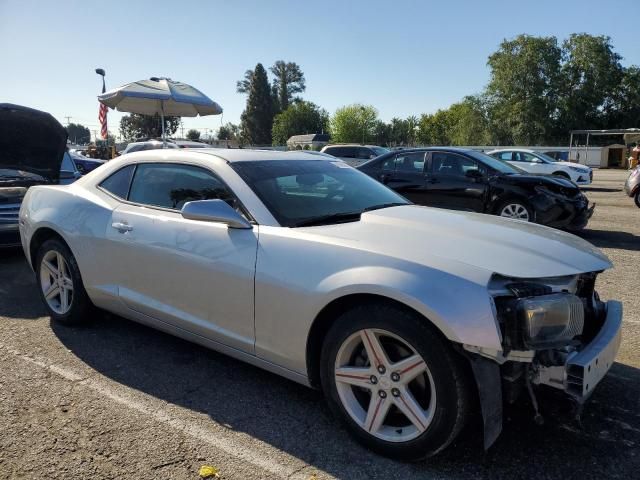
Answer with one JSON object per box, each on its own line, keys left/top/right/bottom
{"left": 610, "top": 66, "right": 640, "bottom": 127}
{"left": 119, "top": 114, "right": 180, "bottom": 141}
{"left": 330, "top": 104, "right": 378, "bottom": 144}
{"left": 447, "top": 96, "right": 491, "bottom": 145}
{"left": 406, "top": 115, "right": 419, "bottom": 146}
{"left": 271, "top": 101, "right": 328, "bottom": 145}
{"left": 236, "top": 69, "right": 254, "bottom": 94}
{"left": 486, "top": 34, "right": 562, "bottom": 145}
{"left": 556, "top": 34, "right": 624, "bottom": 134}
{"left": 270, "top": 61, "right": 306, "bottom": 111}
{"left": 372, "top": 120, "right": 392, "bottom": 146}
{"left": 186, "top": 129, "right": 201, "bottom": 141}
{"left": 66, "top": 123, "right": 90, "bottom": 144}
{"left": 418, "top": 109, "right": 452, "bottom": 145}
{"left": 240, "top": 63, "right": 275, "bottom": 145}
{"left": 217, "top": 122, "right": 239, "bottom": 140}
{"left": 389, "top": 117, "right": 407, "bottom": 146}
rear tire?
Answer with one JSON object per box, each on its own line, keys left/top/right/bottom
{"left": 320, "top": 303, "right": 471, "bottom": 461}
{"left": 35, "top": 238, "right": 94, "bottom": 326}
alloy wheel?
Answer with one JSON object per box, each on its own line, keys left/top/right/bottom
{"left": 334, "top": 328, "right": 436, "bottom": 443}
{"left": 39, "top": 250, "right": 74, "bottom": 314}
{"left": 500, "top": 203, "right": 530, "bottom": 221}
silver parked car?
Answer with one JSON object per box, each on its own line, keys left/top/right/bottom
{"left": 19, "top": 149, "right": 622, "bottom": 460}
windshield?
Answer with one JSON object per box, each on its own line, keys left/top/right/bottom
{"left": 371, "top": 146, "right": 390, "bottom": 156}
{"left": 231, "top": 159, "right": 409, "bottom": 227}
{"left": 466, "top": 150, "right": 524, "bottom": 174}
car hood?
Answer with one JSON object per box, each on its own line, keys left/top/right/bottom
{"left": 496, "top": 173, "right": 581, "bottom": 195}
{"left": 301, "top": 206, "right": 611, "bottom": 279}
{"left": 0, "top": 103, "right": 67, "bottom": 184}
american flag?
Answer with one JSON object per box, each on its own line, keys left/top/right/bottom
{"left": 98, "top": 82, "right": 108, "bottom": 139}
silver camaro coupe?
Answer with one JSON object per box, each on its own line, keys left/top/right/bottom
{"left": 19, "top": 149, "right": 622, "bottom": 460}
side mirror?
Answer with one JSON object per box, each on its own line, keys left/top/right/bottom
{"left": 181, "top": 199, "right": 251, "bottom": 229}
{"left": 465, "top": 169, "right": 483, "bottom": 179}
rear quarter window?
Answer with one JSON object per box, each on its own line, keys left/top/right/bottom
{"left": 99, "top": 165, "right": 136, "bottom": 199}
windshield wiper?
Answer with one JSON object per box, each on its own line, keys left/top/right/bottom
{"left": 293, "top": 211, "right": 362, "bottom": 227}
{"left": 363, "top": 202, "right": 408, "bottom": 212}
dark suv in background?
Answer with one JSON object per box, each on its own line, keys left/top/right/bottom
{"left": 358, "top": 147, "right": 594, "bottom": 230}
{"left": 321, "top": 144, "right": 389, "bottom": 166}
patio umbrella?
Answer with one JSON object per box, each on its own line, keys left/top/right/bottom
{"left": 98, "top": 77, "right": 222, "bottom": 146}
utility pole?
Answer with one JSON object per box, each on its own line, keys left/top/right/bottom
{"left": 64, "top": 116, "right": 72, "bottom": 125}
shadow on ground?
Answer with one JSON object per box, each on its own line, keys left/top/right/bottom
{"left": 47, "top": 312, "right": 640, "bottom": 480}
{"left": 579, "top": 229, "right": 640, "bottom": 252}
{"left": 0, "top": 249, "right": 46, "bottom": 319}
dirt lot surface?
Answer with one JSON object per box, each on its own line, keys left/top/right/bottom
{"left": 1, "top": 169, "right": 638, "bottom": 479}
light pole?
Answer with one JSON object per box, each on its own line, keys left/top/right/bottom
{"left": 360, "top": 106, "right": 366, "bottom": 145}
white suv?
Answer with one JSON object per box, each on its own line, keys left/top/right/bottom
{"left": 488, "top": 148, "right": 592, "bottom": 185}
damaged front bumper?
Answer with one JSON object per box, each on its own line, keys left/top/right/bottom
{"left": 534, "top": 300, "right": 622, "bottom": 400}
{"left": 464, "top": 300, "right": 622, "bottom": 449}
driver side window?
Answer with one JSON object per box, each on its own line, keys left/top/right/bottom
{"left": 431, "top": 153, "right": 482, "bottom": 178}
{"left": 128, "top": 163, "right": 238, "bottom": 211}
{"left": 516, "top": 152, "right": 539, "bottom": 163}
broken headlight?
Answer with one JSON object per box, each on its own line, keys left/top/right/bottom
{"left": 519, "top": 293, "right": 584, "bottom": 348}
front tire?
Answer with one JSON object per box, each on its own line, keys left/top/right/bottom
{"left": 320, "top": 303, "right": 471, "bottom": 461}
{"left": 35, "top": 238, "right": 93, "bottom": 325}
{"left": 635, "top": 191, "right": 640, "bottom": 208}
{"left": 496, "top": 199, "right": 533, "bottom": 222}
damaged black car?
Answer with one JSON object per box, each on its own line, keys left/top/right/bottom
{"left": 357, "top": 147, "right": 594, "bottom": 230}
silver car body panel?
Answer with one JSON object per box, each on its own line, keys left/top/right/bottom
{"left": 19, "top": 149, "right": 614, "bottom": 384}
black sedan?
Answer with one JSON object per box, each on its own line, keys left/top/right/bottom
{"left": 357, "top": 147, "right": 594, "bottom": 230}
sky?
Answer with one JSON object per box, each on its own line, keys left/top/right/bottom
{"left": 1, "top": 0, "right": 639, "bottom": 141}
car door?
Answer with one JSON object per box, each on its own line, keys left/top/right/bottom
{"left": 426, "top": 151, "right": 487, "bottom": 211}
{"left": 104, "top": 162, "right": 258, "bottom": 354}
{"left": 380, "top": 152, "right": 429, "bottom": 204}
{"left": 513, "top": 152, "right": 551, "bottom": 175}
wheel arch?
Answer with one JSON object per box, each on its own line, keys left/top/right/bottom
{"left": 29, "top": 227, "right": 69, "bottom": 269}
{"left": 305, "top": 293, "right": 452, "bottom": 389}
{"left": 553, "top": 170, "right": 571, "bottom": 178}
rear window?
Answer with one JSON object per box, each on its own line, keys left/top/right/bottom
{"left": 99, "top": 165, "right": 135, "bottom": 199}
{"left": 323, "top": 146, "right": 344, "bottom": 157}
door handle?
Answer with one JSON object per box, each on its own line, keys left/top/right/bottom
{"left": 111, "top": 221, "right": 133, "bottom": 233}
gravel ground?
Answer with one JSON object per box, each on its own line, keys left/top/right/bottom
{"left": 1, "top": 169, "right": 638, "bottom": 479}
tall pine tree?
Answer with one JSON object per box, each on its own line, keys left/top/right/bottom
{"left": 240, "top": 64, "right": 274, "bottom": 145}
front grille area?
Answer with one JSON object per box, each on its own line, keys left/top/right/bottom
{"left": 0, "top": 202, "right": 21, "bottom": 226}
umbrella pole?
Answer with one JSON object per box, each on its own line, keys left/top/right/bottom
{"left": 161, "top": 102, "right": 166, "bottom": 148}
